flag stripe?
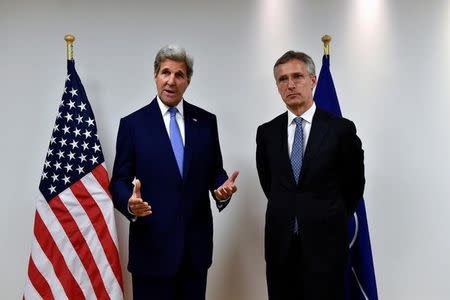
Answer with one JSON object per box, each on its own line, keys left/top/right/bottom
{"left": 92, "top": 163, "right": 113, "bottom": 199}
{"left": 60, "top": 185, "right": 123, "bottom": 299}
{"left": 30, "top": 235, "right": 68, "bottom": 300}
{"left": 33, "top": 210, "right": 86, "bottom": 299}
{"left": 24, "top": 271, "right": 45, "bottom": 300}
{"left": 75, "top": 176, "right": 124, "bottom": 289}
{"left": 35, "top": 194, "right": 94, "bottom": 299}
{"left": 85, "top": 165, "right": 120, "bottom": 248}
{"left": 50, "top": 195, "right": 111, "bottom": 300}
{"left": 26, "top": 256, "right": 54, "bottom": 300}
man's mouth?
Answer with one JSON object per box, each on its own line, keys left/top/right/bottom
{"left": 164, "top": 89, "right": 176, "bottom": 96}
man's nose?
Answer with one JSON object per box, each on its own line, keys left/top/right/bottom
{"left": 167, "top": 74, "right": 175, "bottom": 85}
{"left": 288, "top": 78, "right": 296, "bottom": 88}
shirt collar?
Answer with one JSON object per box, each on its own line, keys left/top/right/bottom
{"left": 287, "top": 102, "right": 316, "bottom": 125}
{"left": 156, "top": 96, "right": 184, "bottom": 117}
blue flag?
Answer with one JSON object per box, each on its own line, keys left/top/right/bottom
{"left": 314, "top": 54, "right": 378, "bottom": 300}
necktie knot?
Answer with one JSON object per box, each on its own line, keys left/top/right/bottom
{"left": 169, "top": 107, "right": 178, "bottom": 118}
{"left": 294, "top": 116, "right": 302, "bottom": 127}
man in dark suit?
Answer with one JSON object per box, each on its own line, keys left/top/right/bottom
{"left": 110, "top": 45, "right": 238, "bottom": 300}
{"left": 256, "top": 50, "right": 365, "bottom": 300}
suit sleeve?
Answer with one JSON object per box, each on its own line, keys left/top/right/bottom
{"left": 109, "top": 117, "right": 136, "bottom": 221}
{"left": 209, "top": 114, "right": 230, "bottom": 211}
{"left": 340, "top": 120, "right": 365, "bottom": 215}
{"left": 256, "top": 125, "right": 270, "bottom": 199}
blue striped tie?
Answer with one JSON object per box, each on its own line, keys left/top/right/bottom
{"left": 169, "top": 107, "right": 184, "bottom": 176}
{"left": 291, "top": 117, "right": 303, "bottom": 234}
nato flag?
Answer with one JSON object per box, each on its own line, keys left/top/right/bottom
{"left": 314, "top": 54, "right": 378, "bottom": 300}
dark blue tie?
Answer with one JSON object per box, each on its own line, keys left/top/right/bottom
{"left": 291, "top": 117, "right": 303, "bottom": 233}
{"left": 169, "top": 107, "right": 184, "bottom": 176}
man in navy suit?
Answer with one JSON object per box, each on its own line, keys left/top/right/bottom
{"left": 256, "top": 51, "right": 365, "bottom": 300}
{"left": 110, "top": 45, "right": 238, "bottom": 300}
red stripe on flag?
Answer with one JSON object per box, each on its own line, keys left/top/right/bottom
{"left": 50, "top": 196, "right": 111, "bottom": 300}
{"left": 91, "top": 165, "right": 112, "bottom": 199}
{"left": 27, "top": 256, "right": 55, "bottom": 300}
{"left": 34, "top": 211, "right": 85, "bottom": 299}
{"left": 71, "top": 180, "right": 124, "bottom": 290}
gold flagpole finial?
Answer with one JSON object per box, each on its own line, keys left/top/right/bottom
{"left": 321, "top": 34, "right": 332, "bottom": 56}
{"left": 64, "top": 34, "right": 75, "bottom": 61}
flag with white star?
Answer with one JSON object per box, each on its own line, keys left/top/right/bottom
{"left": 24, "top": 60, "right": 124, "bottom": 299}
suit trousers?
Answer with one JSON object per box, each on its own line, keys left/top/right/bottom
{"left": 266, "top": 234, "right": 345, "bottom": 300}
{"left": 132, "top": 248, "right": 208, "bottom": 300}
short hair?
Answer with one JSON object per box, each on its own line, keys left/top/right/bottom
{"left": 154, "top": 45, "right": 194, "bottom": 79}
{"left": 273, "top": 50, "right": 316, "bottom": 77}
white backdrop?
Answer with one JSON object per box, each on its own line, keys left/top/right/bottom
{"left": 2, "top": 0, "right": 450, "bottom": 299}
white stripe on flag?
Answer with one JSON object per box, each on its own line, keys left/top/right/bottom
{"left": 36, "top": 194, "right": 94, "bottom": 299}
{"left": 24, "top": 274, "right": 43, "bottom": 300}
{"left": 30, "top": 235, "right": 68, "bottom": 300}
{"left": 59, "top": 186, "right": 123, "bottom": 299}
{"left": 82, "top": 170, "right": 120, "bottom": 247}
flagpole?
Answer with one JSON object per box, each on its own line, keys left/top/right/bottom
{"left": 64, "top": 34, "right": 75, "bottom": 61}
{"left": 321, "top": 34, "right": 331, "bottom": 56}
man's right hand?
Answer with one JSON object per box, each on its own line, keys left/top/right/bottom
{"left": 128, "top": 179, "right": 152, "bottom": 217}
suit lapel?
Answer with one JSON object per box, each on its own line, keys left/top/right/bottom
{"left": 302, "top": 108, "right": 329, "bottom": 173}
{"left": 277, "top": 113, "right": 298, "bottom": 189}
{"left": 182, "top": 101, "right": 197, "bottom": 179}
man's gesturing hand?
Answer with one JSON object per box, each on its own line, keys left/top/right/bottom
{"left": 214, "top": 171, "right": 239, "bottom": 201}
{"left": 128, "top": 179, "right": 152, "bottom": 217}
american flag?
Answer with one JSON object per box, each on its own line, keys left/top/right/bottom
{"left": 23, "top": 60, "right": 124, "bottom": 300}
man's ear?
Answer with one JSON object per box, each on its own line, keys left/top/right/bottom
{"left": 311, "top": 75, "right": 317, "bottom": 89}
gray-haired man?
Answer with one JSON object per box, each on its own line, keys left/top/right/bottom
{"left": 110, "top": 45, "right": 239, "bottom": 300}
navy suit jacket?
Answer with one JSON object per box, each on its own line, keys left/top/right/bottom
{"left": 256, "top": 107, "right": 365, "bottom": 270}
{"left": 110, "top": 98, "right": 229, "bottom": 277}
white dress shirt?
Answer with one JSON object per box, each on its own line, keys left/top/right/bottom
{"left": 287, "top": 102, "right": 316, "bottom": 157}
{"left": 156, "top": 96, "right": 185, "bottom": 145}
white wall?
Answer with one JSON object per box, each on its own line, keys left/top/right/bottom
{"left": 2, "top": 0, "right": 450, "bottom": 299}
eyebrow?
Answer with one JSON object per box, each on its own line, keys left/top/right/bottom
{"left": 160, "top": 67, "right": 186, "bottom": 75}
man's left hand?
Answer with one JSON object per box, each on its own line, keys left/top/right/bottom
{"left": 214, "top": 171, "right": 239, "bottom": 201}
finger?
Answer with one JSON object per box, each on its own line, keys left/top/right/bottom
{"left": 133, "top": 179, "right": 142, "bottom": 198}
{"left": 130, "top": 201, "right": 149, "bottom": 212}
{"left": 214, "top": 189, "right": 223, "bottom": 199}
{"left": 129, "top": 198, "right": 144, "bottom": 206}
{"left": 136, "top": 202, "right": 150, "bottom": 209}
{"left": 134, "top": 207, "right": 152, "bottom": 215}
{"left": 133, "top": 205, "right": 152, "bottom": 216}
{"left": 224, "top": 186, "right": 233, "bottom": 194}
{"left": 135, "top": 209, "right": 152, "bottom": 217}
{"left": 226, "top": 184, "right": 236, "bottom": 193}
{"left": 220, "top": 186, "right": 232, "bottom": 197}
{"left": 228, "top": 171, "right": 239, "bottom": 183}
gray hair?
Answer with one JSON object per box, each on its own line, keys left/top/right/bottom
{"left": 273, "top": 50, "right": 316, "bottom": 77}
{"left": 154, "top": 45, "right": 194, "bottom": 79}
